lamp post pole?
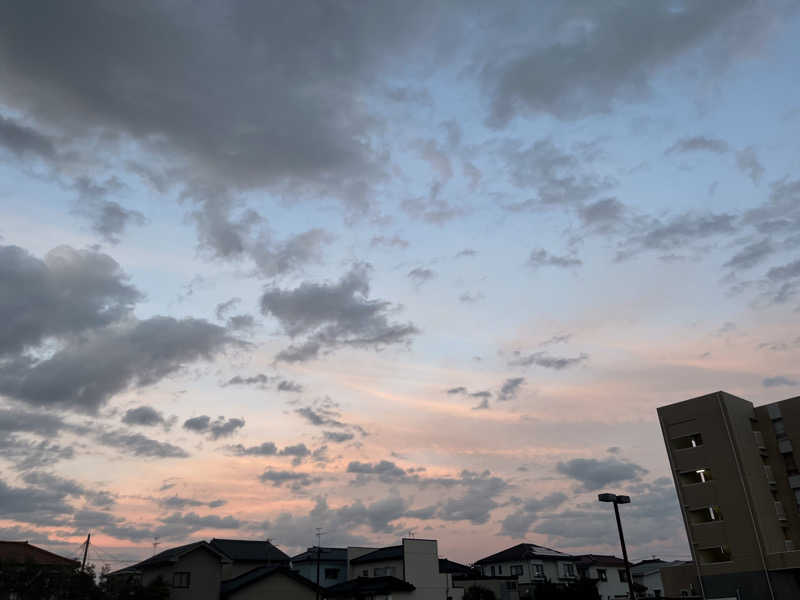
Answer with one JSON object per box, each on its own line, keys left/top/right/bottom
{"left": 599, "top": 493, "right": 636, "bottom": 600}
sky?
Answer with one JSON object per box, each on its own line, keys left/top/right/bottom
{"left": 1, "top": 0, "right": 800, "bottom": 569}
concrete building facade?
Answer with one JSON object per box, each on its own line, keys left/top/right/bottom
{"left": 658, "top": 391, "right": 800, "bottom": 599}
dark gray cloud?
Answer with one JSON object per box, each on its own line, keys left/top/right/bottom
{"left": 500, "top": 492, "right": 568, "bottom": 537}
{"left": 21, "top": 471, "right": 115, "bottom": 507}
{"left": 766, "top": 259, "right": 800, "bottom": 283}
{"left": 458, "top": 291, "right": 484, "bottom": 304}
{"left": 509, "top": 351, "right": 588, "bottom": 370}
{"left": 323, "top": 431, "right": 355, "bottom": 443}
{"left": 578, "top": 198, "right": 627, "bottom": 228}
{"left": 0, "top": 114, "right": 56, "bottom": 158}
{"left": 540, "top": 333, "right": 571, "bottom": 347}
{"left": 436, "top": 470, "right": 509, "bottom": 525}
{"left": 0, "top": 244, "right": 141, "bottom": 356}
{"left": 0, "top": 408, "right": 79, "bottom": 471}
{"left": 259, "top": 469, "right": 321, "bottom": 491}
{"left": 723, "top": 238, "right": 774, "bottom": 270}
{"left": 370, "top": 235, "right": 410, "bottom": 249}
{"left": 526, "top": 248, "right": 582, "bottom": 269}
{"left": 261, "top": 264, "right": 418, "bottom": 362}
{"left": 484, "top": 1, "right": 775, "bottom": 124}
{"left": 154, "top": 511, "right": 241, "bottom": 540}
{"left": 408, "top": 267, "right": 436, "bottom": 286}
{"left": 183, "top": 415, "right": 245, "bottom": 440}
{"left": 497, "top": 377, "right": 525, "bottom": 402}
{"left": 0, "top": 437, "right": 75, "bottom": 472}
{"left": 122, "top": 405, "right": 166, "bottom": 427}
{"left": 0, "top": 316, "right": 237, "bottom": 413}
{"left": 0, "top": 477, "right": 73, "bottom": 526}
{"left": 96, "top": 430, "right": 189, "bottom": 458}
{"left": 224, "top": 373, "right": 303, "bottom": 392}
{"left": 744, "top": 178, "right": 800, "bottom": 234}
{"left": 226, "top": 374, "right": 270, "bottom": 386}
{"left": 401, "top": 187, "right": 467, "bottom": 224}
{"left": 664, "top": 136, "right": 729, "bottom": 155}
{"left": 72, "top": 176, "right": 146, "bottom": 244}
{"left": 556, "top": 457, "right": 647, "bottom": 491}
{"left": 763, "top": 376, "right": 798, "bottom": 388}
{"left": 226, "top": 442, "right": 278, "bottom": 456}
{"left": 277, "top": 379, "right": 303, "bottom": 393}
{"left": 617, "top": 212, "right": 738, "bottom": 260}
{"left": 455, "top": 248, "right": 477, "bottom": 258}
{"left": 347, "top": 460, "right": 407, "bottom": 481}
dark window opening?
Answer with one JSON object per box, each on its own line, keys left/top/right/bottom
{"left": 324, "top": 568, "right": 340, "bottom": 579}
{"left": 679, "top": 469, "right": 711, "bottom": 485}
{"left": 697, "top": 546, "right": 732, "bottom": 564}
{"left": 172, "top": 572, "right": 190, "bottom": 588}
{"left": 688, "top": 505, "right": 723, "bottom": 524}
{"left": 672, "top": 433, "right": 703, "bottom": 450}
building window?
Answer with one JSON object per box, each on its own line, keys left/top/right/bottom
{"left": 671, "top": 433, "right": 703, "bottom": 450}
{"left": 374, "top": 566, "right": 396, "bottom": 577}
{"left": 172, "top": 572, "right": 190, "bottom": 588}
{"left": 362, "top": 569, "right": 368, "bottom": 577}
{"left": 562, "top": 563, "right": 576, "bottom": 578}
{"left": 697, "top": 546, "right": 732, "bottom": 564}
{"left": 679, "top": 469, "right": 711, "bottom": 485}
{"left": 510, "top": 565, "right": 523, "bottom": 576}
{"left": 324, "top": 568, "right": 340, "bottom": 579}
{"left": 688, "top": 505, "right": 723, "bottom": 524}
{"left": 618, "top": 569, "right": 628, "bottom": 583}
{"left": 531, "top": 563, "right": 544, "bottom": 578}
{"left": 774, "top": 419, "right": 786, "bottom": 437}
{"left": 491, "top": 565, "right": 496, "bottom": 576}
{"left": 597, "top": 568, "right": 607, "bottom": 581}
{"left": 497, "top": 565, "right": 502, "bottom": 574}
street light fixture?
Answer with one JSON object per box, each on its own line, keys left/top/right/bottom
{"left": 599, "top": 493, "right": 636, "bottom": 599}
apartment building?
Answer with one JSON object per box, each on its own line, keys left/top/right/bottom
{"left": 658, "top": 390, "right": 800, "bottom": 599}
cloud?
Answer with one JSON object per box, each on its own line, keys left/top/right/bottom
{"left": 0, "top": 316, "right": 238, "bottom": 413}
{"left": 0, "top": 114, "right": 56, "bottom": 158}
{"left": 159, "top": 496, "right": 225, "bottom": 510}
{"left": 226, "top": 442, "right": 278, "bottom": 456}
{"left": 497, "top": 377, "right": 525, "bottom": 402}
{"left": 500, "top": 492, "right": 568, "bottom": 537}
{"left": 723, "top": 238, "right": 774, "bottom": 270}
{"left": 259, "top": 469, "right": 321, "bottom": 491}
{"left": 763, "top": 376, "right": 798, "bottom": 388}
{"left": 183, "top": 415, "right": 245, "bottom": 440}
{"left": 455, "top": 248, "right": 477, "bottom": 258}
{"left": 96, "top": 430, "right": 189, "bottom": 459}
{"left": 617, "top": 212, "right": 738, "bottom": 260}
{"left": 224, "top": 373, "right": 303, "bottom": 392}
{"left": 736, "top": 146, "right": 765, "bottom": 184}
{"left": 540, "top": 334, "right": 571, "bottom": 347}
{"left": 370, "top": 235, "right": 409, "bottom": 249}
{"left": 261, "top": 264, "right": 418, "bottom": 362}
{"left": 347, "top": 460, "right": 407, "bottom": 481}
{"left": 484, "top": 1, "right": 771, "bottom": 124}
{"left": 408, "top": 267, "right": 436, "bottom": 286}
{"left": 664, "top": 136, "right": 729, "bottom": 155}
{"left": 0, "top": 244, "right": 141, "bottom": 356}
{"left": 526, "top": 249, "right": 582, "bottom": 269}
{"left": 556, "top": 457, "right": 647, "bottom": 491}
{"left": 578, "top": 198, "right": 627, "bottom": 229}
{"left": 458, "top": 291, "right": 483, "bottom": 303}
{"left": 436, "top": 470, "right": 510, "bottom": 525}
{"left": 509, "top": 351, "right": 588, "bottom": 370}
{"left": 71, "top": 176, "right": 146, "bottom": 243}
{"left": 323, "top": 431, "right": 355, "bottom": 443}
{"left": 21, "top": 471, "right": 115, "bottom": 507}
{"left": 472, "top": 397, "right": 490, "bottom": 410}
{"left": 122, "top": 405, "right": 167, "bottom": 427}
{"left": 0, "top": 477, "right": 73, "bottom": 526}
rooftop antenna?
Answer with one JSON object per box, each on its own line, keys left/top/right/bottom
{"left": 152, "top": 536, "right": 160, "bottom": 557}
{"left": 315, "top": 528, "right": 327, "bottom": 600}
{"left": 408, "top": 529, "right": 415, "bottom": 538}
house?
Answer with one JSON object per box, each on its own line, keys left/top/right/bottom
{"left": 209, "top": 538, "right": 290, "bottom": 579}
{"left": 291, "top": 546, "right": 348, "bottom": 587}
{"left": 473, "top": 543, "right": 579, "bottom": 598}
{"left": 575, "top": 554, "right": 630, "bottom": 599}
{"left": 0, "top": 541, "right": 80, "bottom": 600}
{"left": 111, "top": 540, "right": 231, "bottom": 600}
{"left": 220, "top": 564, "right": 321, "bottom": 599}
{"left": 630, "top": 558, "right": 687, "bottom": 597}
{"left": 344, "top": 538, "right": 455, "bottom": 599}
{"left": 658, "top": 561, "right": 701, "bottom": 599}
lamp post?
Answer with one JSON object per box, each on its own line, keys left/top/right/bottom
{"left": 599, "top": 493, "right": 636, "bottom": 600}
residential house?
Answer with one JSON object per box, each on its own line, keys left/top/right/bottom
{"left": 111, "top": 540, "right": 230, "bottom": 600}
{"left": 575, "top": 554, "right": 630, "bottom": 600}
{"left": 0, "top": 541, "right": 80, "bottom": 600}
{"left": 473, "top": 543, "right": 579, "bottom": 599}
{"left": 220, "top": 564, "right": 321, "bottom": 600}
{"left": 291, "top": 546, "right": 348, "bottom": 588}
{"left": 440, "top": 558, "right": 518, "bottom": 600}
{"left": 630, "top": 558, "right": 687, "bottom": 598}
{"left": 209, "top": 538, "right": 290, "bottom": 579}
{"left": 0, "top": 541, "right": 79, "bottom": 571}
{"left": 340, "top": 538, "right": 456, "bottom": 600}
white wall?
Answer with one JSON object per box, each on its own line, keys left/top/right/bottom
{"left": 403, "top": 539, "right": 450, "bottom": 600}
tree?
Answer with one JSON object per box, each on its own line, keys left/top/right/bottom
{"left": 463, "top": 585, "right": 497, "bottom": 600}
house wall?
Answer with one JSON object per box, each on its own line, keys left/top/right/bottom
{"left": 479, "top": 558, "right": 576, "bottom": 585}
{"left": 635, "top": 570, "right": 665, "bottom": 597}
{"left": 141, "top": 547, "right": 222, "bottom": 600}
{"left": 293, "top": 559, "right": 347, "bottom": 587}
{"left": 402, "top": 539, "right": 449, "bottom": 600}
{"left": 225, "top": 571, "right": 317, "bottom": 600}
{"left": 453, "top": 578, "right": 519, "bottom": 600}
{"left": 349, "top": 557, "right": 404, "bottom": 579}
{"left": 583, "top": 564, "right": 629, "bottom": 599}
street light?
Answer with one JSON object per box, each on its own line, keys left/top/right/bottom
{"left": 599, "top": 493, "right": 636, "bottom": 599}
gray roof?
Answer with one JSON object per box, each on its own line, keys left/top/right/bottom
{"left": 210, "top": 538, "right": 290, "bottom": 563}
{"left": 350, "top": 545, "right": 403, "bottom": 564}
{"left": 474, "top": 543, "right": 572, "bottom": 565}
{"left": 124, "top": 541, "right": 228, "bottom": 571}
{"left": 220, "top": 565, "right": 321, "bottom": 598}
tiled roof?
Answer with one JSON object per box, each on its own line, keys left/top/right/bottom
{"left": 350, "top": 545, "right": 403, "bottom": 564}
{"left": 325, "top": 576, "right": 415, "bottom": 597}
{"left": 292, "top": 546, "right": 347, "bottom": 562}
{"left": 0, "top": 541, "right": 80, "bottom": 567}
{"left": 210, "top": 538, "right": 290, "bottom": 563}
{"left": 220, "top": 565, "right": 321, "bottom": 598}
{"left": 575, "top": 554, "right": 628, "bottom": 567}
{"left": 474, "top": 543, "right": 572, "bottom": 565}
{"left": 127, "top": 541, "right": 228, "bottom": 570}
{"left": 438, "top": 558, "right": 477, "bottom": 575}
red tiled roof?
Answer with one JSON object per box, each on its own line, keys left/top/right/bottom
{"left": 0, "top": 541, "right": 80, "bottom": 567}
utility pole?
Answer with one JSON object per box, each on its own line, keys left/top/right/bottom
{"left": 81, "top": 533, "right": 91, "bottom": 572}
{"left": 315, "top": 528, "right": 326, "bottom": 600}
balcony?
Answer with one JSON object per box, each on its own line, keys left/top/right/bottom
{"left": 779, "top": 439, "right": 793, "bottom": 454}
{"left": 754, "top": 431, "right": 766, "bottom": 449}
{"left": 765, "top": 465, "right": 777, "bottom": 485}
{"left": 789, "top": 474, "right": 800, "bottom": 489}
{"left": 786, "top": 540, "right": 795, "bottom": 552}
{"left": 776, "top": 501, "right": 788, "bottom": 521}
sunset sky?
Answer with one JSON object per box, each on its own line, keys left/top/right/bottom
{"left": 1, "top": 1, "right": 800, "bottom": 568}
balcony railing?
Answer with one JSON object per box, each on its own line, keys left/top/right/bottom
{"left": 776, "top": 501, "right": 788, "bottom": 521}
{"left": 785, "top": 540, "right": 795, "bottom": 552}
{"left": 754, "top": 431, "right": 766, "bottom": 449}
{"left": 779, "top": 438, "right": 793, "bottom": 454}
{"left": 764, "top": 465, "right": 776, "bottom": 485}
{"left": 789, "top": 474, "right": 800, "bottom": 489}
